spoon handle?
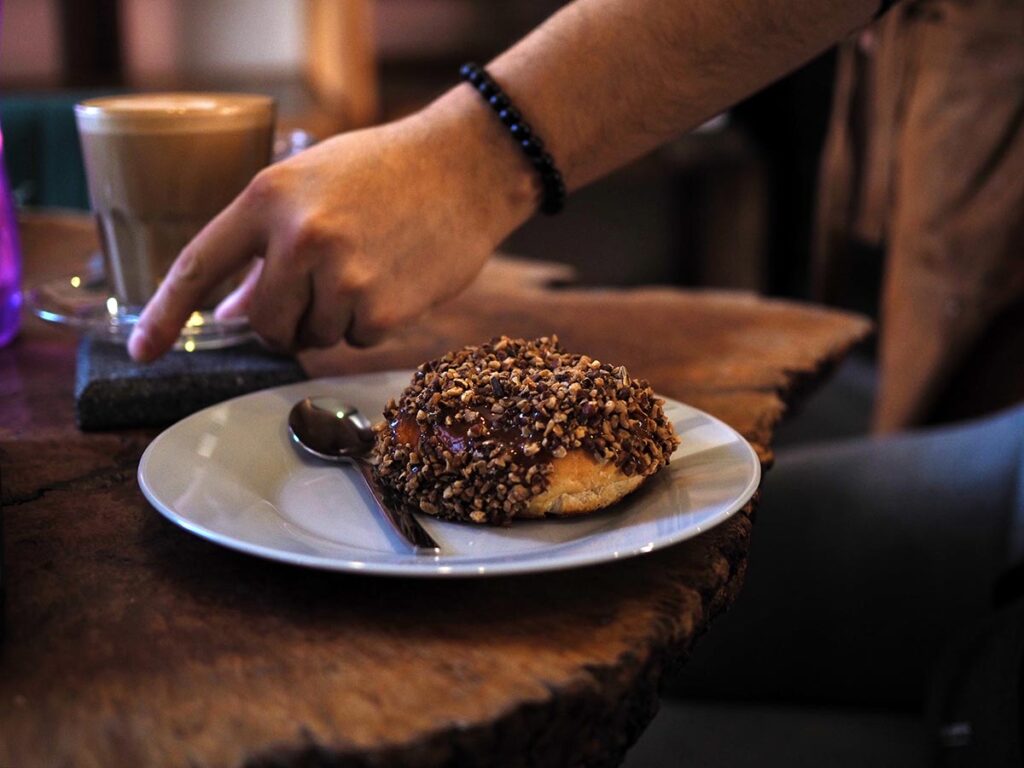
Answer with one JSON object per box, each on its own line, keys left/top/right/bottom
{"left": 353, "top": 461, "right": 441, "bottom": 554}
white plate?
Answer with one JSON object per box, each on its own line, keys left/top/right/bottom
{"left": 139, "top": 372, "right": 760, "bottom": 577}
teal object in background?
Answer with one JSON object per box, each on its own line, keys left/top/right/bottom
{"left": 0, "top": 92, "right": 117, "bottom": 210}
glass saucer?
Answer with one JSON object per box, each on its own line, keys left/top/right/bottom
{"left": 26, "top": 263, "right": 254, "bottom": 351}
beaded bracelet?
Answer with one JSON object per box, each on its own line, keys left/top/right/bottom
{"left": 875, "top": 0, "right": 900, "bottom": 18}
{"left": 459, "top": 62, "right": 567, "bottom": 216}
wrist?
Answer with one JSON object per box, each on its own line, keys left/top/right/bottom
{"left": 459, "top": 63, "right": 566, "bottom": 216}
{"left": 416, "top": 83, "right": 541, "bottom": 248}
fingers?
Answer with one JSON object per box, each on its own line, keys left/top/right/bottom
{"left": 295, "top": 265, "right": 358, "bottom": 349}
{"left": 246, "top": 242, "right": 313, "bottom": 353}
{"left": 214, "top": 260, "right": 264, "bottom": 320}
{"left": 128, "top": 193, "right": 266, "bottom": 361}
{"left": 346, "top": 294, "right": 399, "bottom": 348}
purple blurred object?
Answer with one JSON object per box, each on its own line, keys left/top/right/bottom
{"left": 0, "top": 115, "right": 21, "bottom": 348}
{"left": 0, "top": 118, "right": 21, "bottom": 348}
{"left": 0, "top": 0, "right": 20, "bottom": 348}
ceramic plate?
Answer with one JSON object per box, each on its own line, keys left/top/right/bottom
{"left": 138, "top": 372, "right": 760, "bottom": 577}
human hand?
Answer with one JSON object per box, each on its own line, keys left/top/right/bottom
{"left": 127, "top": 88, "right": 538, "bottom": 361}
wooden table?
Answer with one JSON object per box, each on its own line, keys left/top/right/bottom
{"left": 0, "top": 213, "right": 869, "bottom": 767}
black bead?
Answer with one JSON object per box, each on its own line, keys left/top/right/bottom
{"left": 540, "top": 172, "right": 566, "bottom": 215}
{"left": 532, "top": 154, "right": 554, "bottom": 174}
{"left": 488, "top": 93, "right": 509, "bottom": 111}
{"left": 498, "top": 107, "right": 520, "bottom": 126}
{"left": 459, "top": 62, "right": 476, "bottom": 80}
{"left": 509, "top": 122, "right": 532, "bottom": 140}
{"left": 541, "top": 193, "right": 564, "bottom": 215}
{"left": 521, "top": 139, "right": 542, "bottom": 158}
{"left": 477, "top": 81, "right": 497, "bottom": 99}
{"left": 541, "top": 199, "right": 564, "bottom": 215}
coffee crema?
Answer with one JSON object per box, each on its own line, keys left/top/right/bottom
{"left": 75, "top": 93, "right": 275, "bottom": 306}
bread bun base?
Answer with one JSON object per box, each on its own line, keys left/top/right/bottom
{"left": 522, "top": 451, "right": 644, "bottom": 518}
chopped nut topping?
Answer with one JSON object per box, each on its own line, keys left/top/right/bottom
{"left": 373, "top": 336, "right": 680, "bottom": 525}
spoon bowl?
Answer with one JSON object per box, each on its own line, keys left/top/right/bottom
{"left": 288, "top": 397, "right": 441, "bottom": 554}
{"left": 287, "top": 397, "right": 374, "bottom": 461}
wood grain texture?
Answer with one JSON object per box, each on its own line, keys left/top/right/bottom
{"left": 1, "top": 213, "right": 870, "bottom": 767}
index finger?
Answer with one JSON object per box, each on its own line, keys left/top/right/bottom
{"left": 128, "top": 194, "right": 266, "bottom": 362}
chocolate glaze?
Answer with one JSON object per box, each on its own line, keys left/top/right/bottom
{"left": 393, "top": 409, "right": 554, "bottom": 467}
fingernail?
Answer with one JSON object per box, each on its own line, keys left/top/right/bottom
{"left": 128, "top": 327, "right": 153, "bottom": 362}
{"left": 213, "top": 299, "right": 239, "bottom": 321}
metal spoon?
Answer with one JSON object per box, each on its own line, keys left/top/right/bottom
{"left": 288, "top": 397, "right": 441, "bottom": 554}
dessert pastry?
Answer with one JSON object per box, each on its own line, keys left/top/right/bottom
{"left": 373, "top": 336, "right": 680, "bottom": 525}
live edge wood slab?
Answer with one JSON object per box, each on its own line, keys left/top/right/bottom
{"left": 0, "top": 213, "right": 870, "bottom": 767}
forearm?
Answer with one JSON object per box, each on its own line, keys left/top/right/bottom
{"left": 423, "top": 0, "right": 877, "bottom": 240}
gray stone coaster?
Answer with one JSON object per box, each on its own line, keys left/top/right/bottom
{"left": 75, "top": 337, "right": 306, "bottom": 431}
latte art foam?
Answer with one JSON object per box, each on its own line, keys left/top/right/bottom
{"left": 76, "top": 93, "right": 274, "bottom": 133}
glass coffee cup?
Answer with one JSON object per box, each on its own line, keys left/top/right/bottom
{"left": 75, "top": 93, "right": 275, "bottom": 309}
